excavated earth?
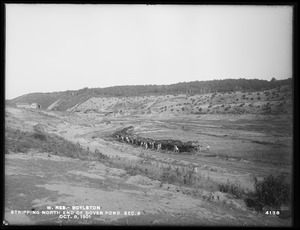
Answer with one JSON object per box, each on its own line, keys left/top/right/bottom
{"left": 4, "top": 107, "right": 292, "bottom": 226}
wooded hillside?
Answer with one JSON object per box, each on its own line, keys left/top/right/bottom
{"left": 7, "top": 78, "right": 292, "bottom": 111}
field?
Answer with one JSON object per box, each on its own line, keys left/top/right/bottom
{"left": 4, "top": 90, "right": 293, "bottom": 226}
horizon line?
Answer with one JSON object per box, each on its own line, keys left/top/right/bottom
{"left": 6, "top": 77, "right": 292, "bottom": 100}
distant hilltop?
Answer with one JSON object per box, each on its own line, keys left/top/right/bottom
{"left": 6, "top": 78, "right": 292, "bottom": 114}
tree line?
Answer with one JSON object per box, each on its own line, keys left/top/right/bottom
{"left": 87, "top": 78, "right": 292, "bottom": 97}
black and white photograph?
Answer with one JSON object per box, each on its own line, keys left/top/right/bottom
{"left": 4, "top": 3, "right": 294, "bottom": 226}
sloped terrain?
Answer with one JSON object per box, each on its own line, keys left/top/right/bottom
{"left": 4, "top": 106, "right": 292, "bottom": 226}
{"left": 7, "top": 78, "right": 292, "bottom": 114}
{"left": 74, "top": 85, "right": 292, "bottom": 117}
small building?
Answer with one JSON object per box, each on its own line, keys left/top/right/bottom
{"left": 16, "top": 103, "right": 30, "bottom": 109}
{"left": 15, "top": 102, "right": 41, "bottom": 109}
{"left": 30, "top": 103, "right": 41, "bottom": 109}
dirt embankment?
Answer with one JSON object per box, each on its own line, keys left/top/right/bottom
{"left": 5, "top": 152, "right": 290, "bottom": 226}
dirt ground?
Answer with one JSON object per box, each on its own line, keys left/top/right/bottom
{"left": 4, "top": 107, "right": 293, "bottom": 226}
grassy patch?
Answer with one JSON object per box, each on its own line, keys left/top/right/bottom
{"left": 218, "top": 180, "right": 244, "bottom": 199}
{"left": 107, "top": 157, "right": 218, "bottom": 192}
{"left": 5, "top": 127, "right": 108, "bottom": 161}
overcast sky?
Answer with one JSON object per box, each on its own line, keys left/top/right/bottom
{"left": 5, "top": 4, "right": 293, "bottom": 99}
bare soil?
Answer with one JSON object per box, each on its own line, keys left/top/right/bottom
{"left": 4, "top": 107, "right": 292, "bottom": 226}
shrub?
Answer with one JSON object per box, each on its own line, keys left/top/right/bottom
{"left": 94, "top": 148, "right": 108, "bottom": 160}
{"left": 15, "top": 143, "right": 30, "bottom": 153}
{"left": 254, "top": 175, "right": 290, "bottom": 209}
{"left": 125, "top": 165, "right": 139, "bottom": 176}
{"left": 32, "top": 132, "right": 47, "bottom": 141}
{"left": 182, "top": 170, "right": 195, "bottom": 186}
{"left": 161, "top": 168, "right": 177, "bottom": 184}
{"left": 218, "top": 181, "right": 243, "bottom": 199}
